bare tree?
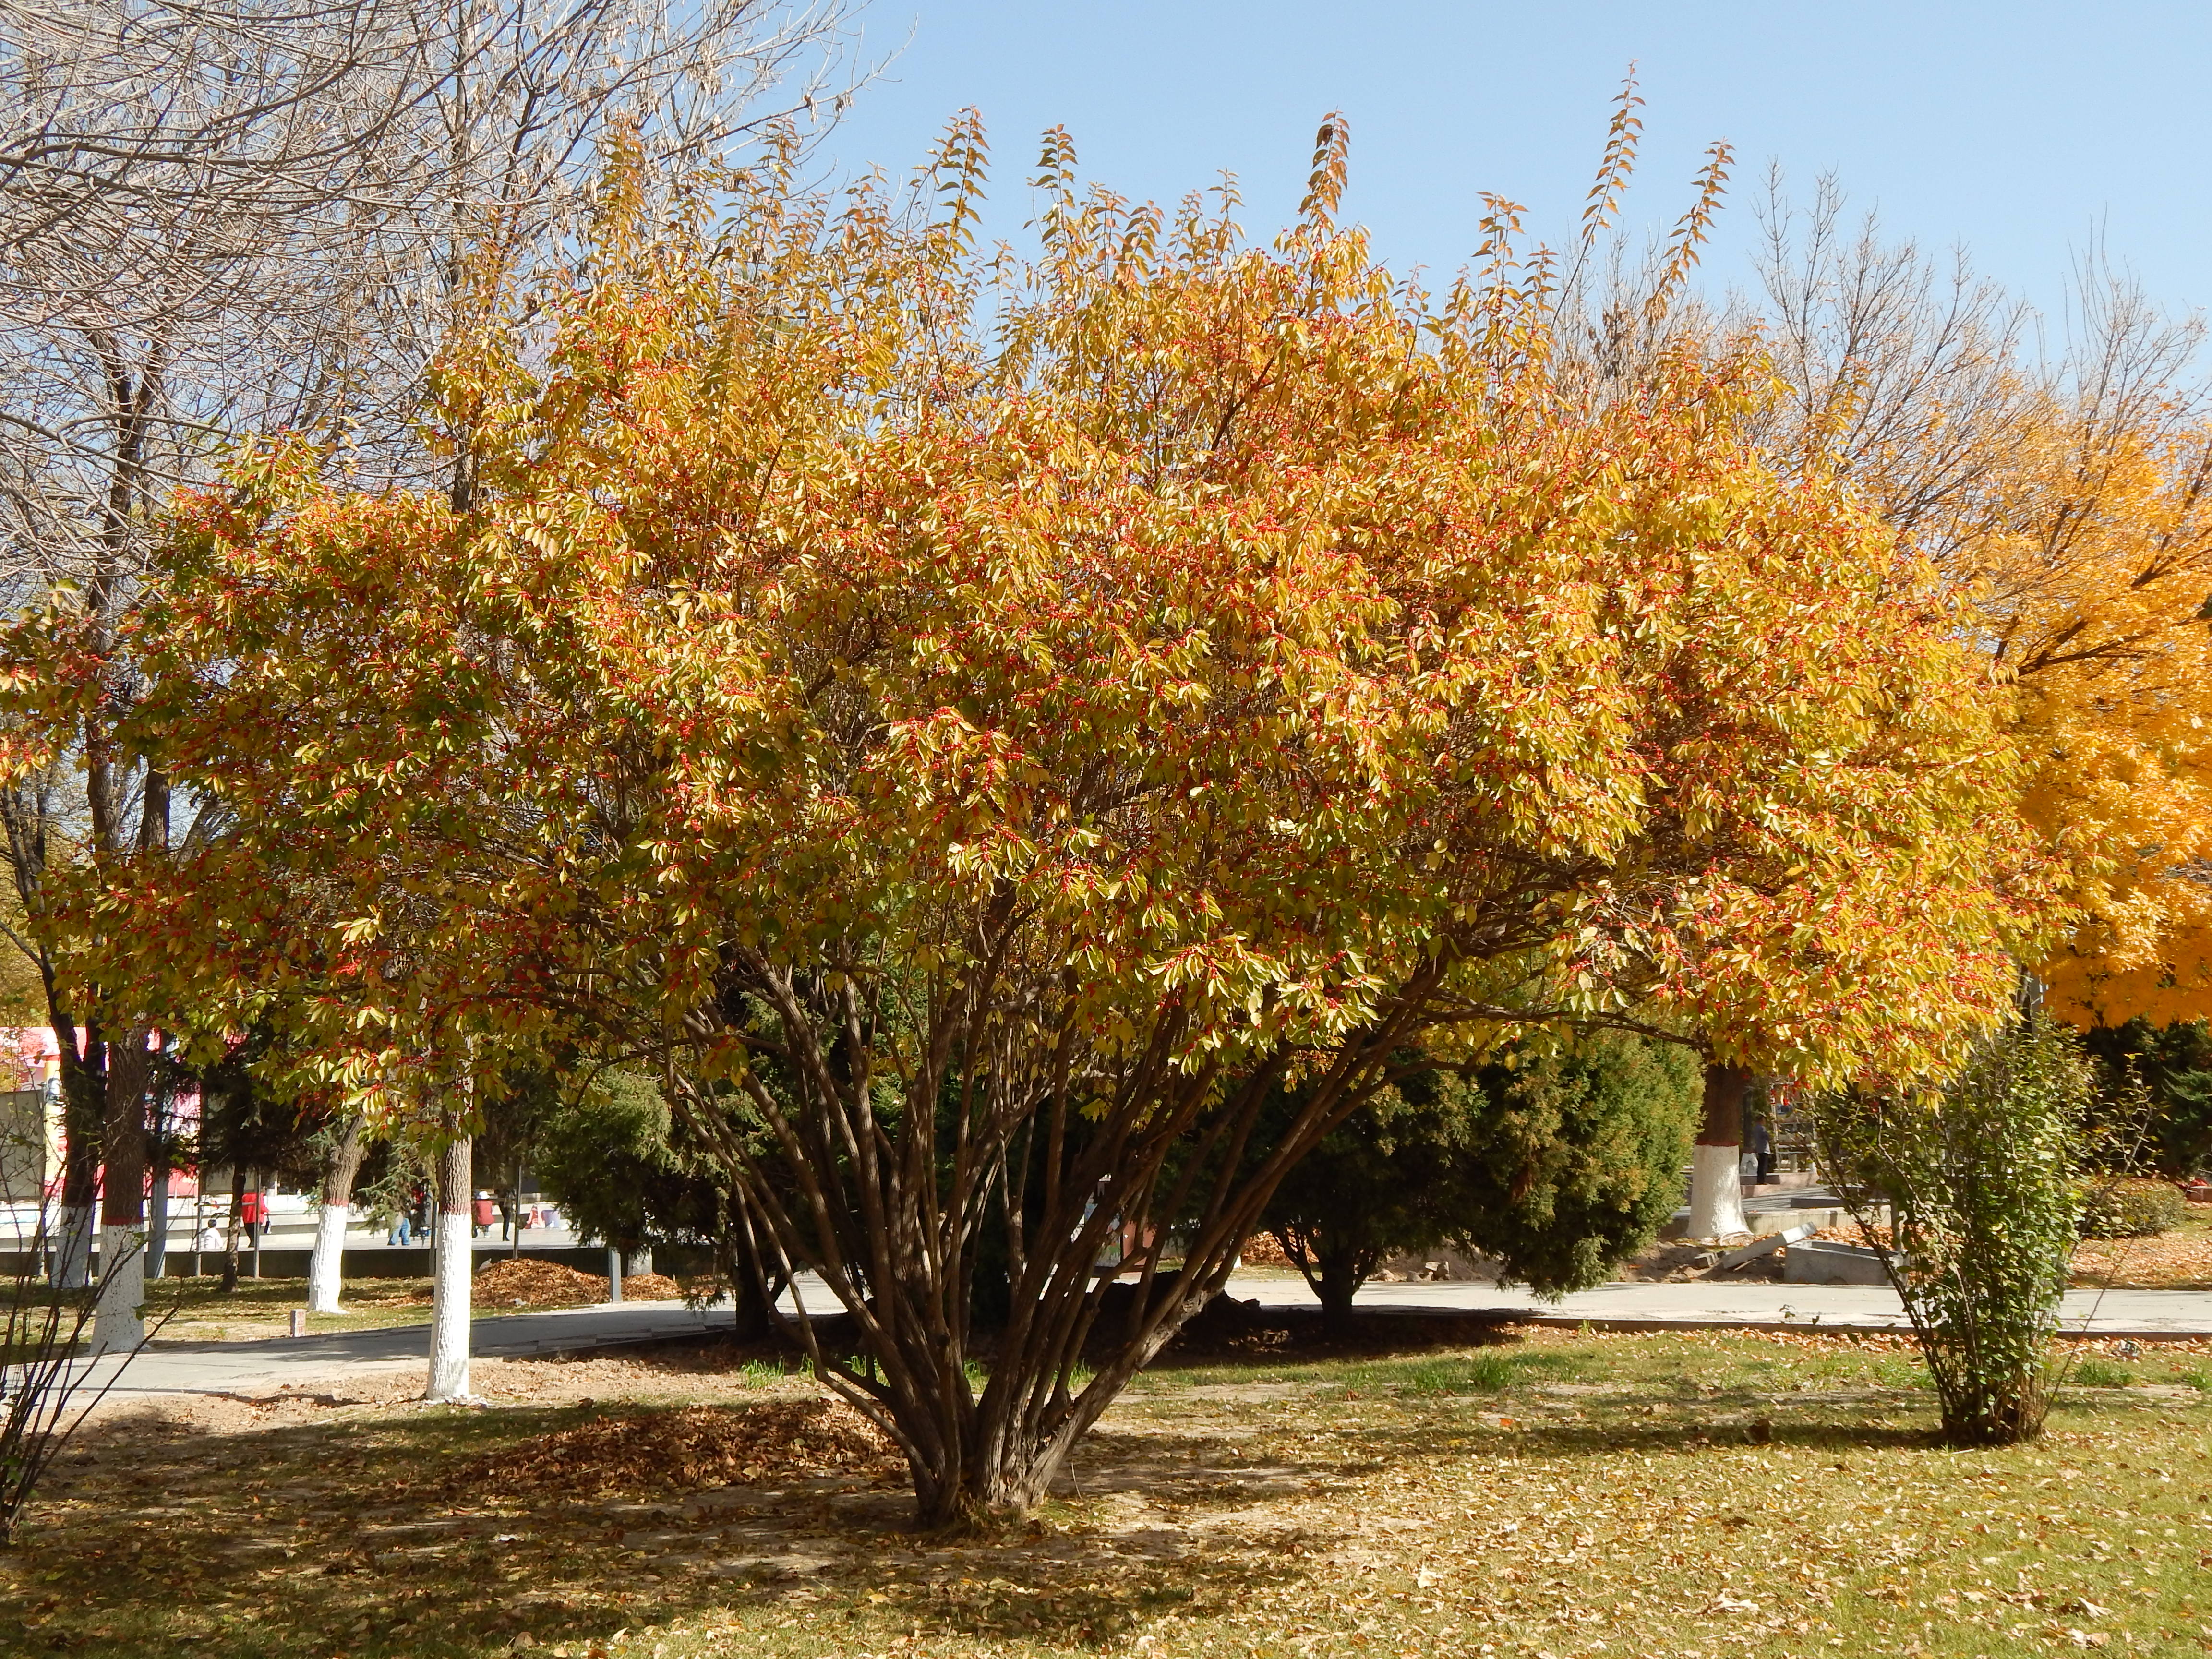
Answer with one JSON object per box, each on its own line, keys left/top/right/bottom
{"left": 0, "top": 0, "right": 864, "bottom": 1337}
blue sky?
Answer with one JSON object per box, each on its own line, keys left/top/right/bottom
{"left": 815, "top": 2, "right": 2212, "bottom": 325}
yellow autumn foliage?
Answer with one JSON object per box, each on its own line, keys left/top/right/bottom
{"left": 1969, "top": 401, "right": 2212, "bottom": 1023}
{"left": 1753, "top": 213, "right": 2212, "bottom": 1027}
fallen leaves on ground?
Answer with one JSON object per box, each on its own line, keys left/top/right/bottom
{"left": 1236, "top": 1232, "right": 1291, "bottom": 1266}
{"left": 470, "top": 1257, "right": 683, "bottom": 1306}
{"left": 447, "top": 1398, "right": 902, "bottom": 1496}
{"left": 2072, "top": 1223, "right": 2212, "bottom": 1288}
{"left": 13, "top": 1322, "right": 2212, "bottom": 1659}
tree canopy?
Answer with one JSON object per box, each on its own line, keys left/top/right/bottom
{"left": 3, "top": 120, "right": 2036, "bottom": 1524}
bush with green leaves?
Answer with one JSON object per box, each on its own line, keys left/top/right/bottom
{"left": 1258, "top": 1031, "right": 1700, "bottom": 1326}
{"left": 533, "top": 1070, "right": 790, "bottom": 1333}
{"left": 2080, "top": 1017, "right": 2212, "bottom": 1177}
{"left": 2079, "top": 1181, "right": 2186, "bottom": 1239}
{"left": 1816, "top": 1015, "right": 2092, "bottom": 1446}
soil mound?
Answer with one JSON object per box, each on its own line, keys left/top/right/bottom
{"left": 451, "top": 1399, "right": 902, "bottom": 1495}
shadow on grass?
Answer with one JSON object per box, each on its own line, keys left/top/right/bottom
{"left": 3, "top": 1390, "right": 1331, "bottom": 1659}
{"left": 14, "top": 1313, "right": 2175, "bottom": 1658}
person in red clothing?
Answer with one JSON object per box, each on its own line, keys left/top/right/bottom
{"left": 471, "top": 1191, "right": 496, "bottom": 1238}
{"left": 239, "top": 1189, "right": 267, "bottom": 1246}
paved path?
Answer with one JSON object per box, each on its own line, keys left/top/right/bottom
{"left": 74, "top": 1300, "right": 728, "bottom": 1404}
{"left": 61, "top": 1273, "right": 2212, "bottom": 1406}
{"left": 1246, "top": 1275, "right": 2212, "bottom": 1339}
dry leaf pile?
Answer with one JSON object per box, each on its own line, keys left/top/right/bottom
{"left": 1236, "top": 1232, "right": 1292, "bottom": 1267}
{"left": 449, "top": 1398, "right": 903, "bottom": 1497}
{"left": 2072, "top": 1226, "right": 2212, "bottom": 1289}
{"left": 470, "top": 1258, "right": 684, "bottom": 1306}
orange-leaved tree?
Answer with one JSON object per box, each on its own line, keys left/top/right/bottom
{"left": 79, "top": 120, "right": 2029, "bottom": 1525}
{"left": 1756, "top": 197, "right": 2212, "bottom": 1027}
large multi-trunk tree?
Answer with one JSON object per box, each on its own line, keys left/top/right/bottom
{"left": 66, "top": 124, "right": 2030, "bottom": 1527}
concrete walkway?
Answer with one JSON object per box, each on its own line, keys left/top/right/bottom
{"left": 59, "top": 1273, "right": 2212, "bottom": 1407}
{"left": 1253, "top": 1275, "right": 2212, "bottom": 1339}
{"left": 73, "top": 1299, "right": 729, "bottom": 1404}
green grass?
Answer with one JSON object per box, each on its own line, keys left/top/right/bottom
{"left": 6, "top": 1325, "right": 2212, "bottom": 1659}
{"left": 2070, "top": 1355, "right": 2136, "bottom": 1388}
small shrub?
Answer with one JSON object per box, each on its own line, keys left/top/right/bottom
{"left": 2069, "top": 1356, "right": 2134, "bottom": 1388}
{"left": 3, "top": 1231, "right": 163, "bottom": 1545}
{"left": 2079, "top": 1181, "right": 2186, "bottom": 1238}
{"left": 1407, "top": 1353, "right": 1516, "bottom": 1394}
{"left": 1816, "top": 1014, "right": 2092, "bottom": 1446}
{"left": 2061, "top": 1362, "right": 2132, "bottom": 1389}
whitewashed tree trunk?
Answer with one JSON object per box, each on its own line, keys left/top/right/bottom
{"left": 94, "top": 1024, "right": 153, "bottom": 1351}
{"left": 146, "top": 1168, "right": 169, "bottom": 1281}
{"left": 91, "top": 1224, "right": 145, "bottom": 1351}
{"left": 307, "top": 1115, "right": 366, "bottom": 1314}
{"left": 51, "top": 1203, "right": 93, "bottom": 1288}
{"left": 1687, "top": 1063, "right": 1753, "bottom": 1240}
{"left": 1686, "top": 1143, "right": 1749, "bottom": 1239}
{"left": 423, "top": 1133, "right": 473, "bottom": 1401}
{"left": 307, "top": 1202, "right": 349, "bottom": 1315}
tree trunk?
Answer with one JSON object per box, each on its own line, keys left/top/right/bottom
{"left": 307, "top": 1115, "right": 366, "bottom": 1314}
{"left": 898, "top": 1271, "right": 1225, "bottom": 1532}
{"left": 146, "top": 1162, "right": 169, "bottom": 1281}
{"left": 728, "top": 1217, "right": 785, "bottom": 1342}
{"left": 1315, "top": 1238, "right": 1366, "bottom": 1334}
{"left": 220, "top": 1162, "right": 245, "bottom": 1294}
{"left": 48, "top": 1022, "right": 102, "bottom": 1291}
{"left": 423, "top": 1133, "right": 473, "bottom": 1401}
{"left": 91, "top": 1025, "right": 151, "bottom": 1352}
{"left": 1686, "top": 1062, "right": 1753, "bottom": 1240}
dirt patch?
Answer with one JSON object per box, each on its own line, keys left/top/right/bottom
{"left": 448, "top": 1398, "right": 903, "bottom": 1496}
{"left": 1619, "top": 1239, "right": 1735, "bottom": 1281}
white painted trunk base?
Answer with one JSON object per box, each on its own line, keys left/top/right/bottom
{"left": 147, "top": 1175, "right": 169, "bottom": 1280}
{"left": 91, "top": 1225, "right": 146, "bottom": 1352}
{"left": 51, "top": 1204, "right": 93, "bottom": 1288}
{"left": 1685, "top": 1142, "right": 1749, "bottom": 1240}
{"left": 423, "top": 1208, "right": 473, "bottom": 1401}
{"left": 307, "top": 1202, "right": 349, "bottom": 1313}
